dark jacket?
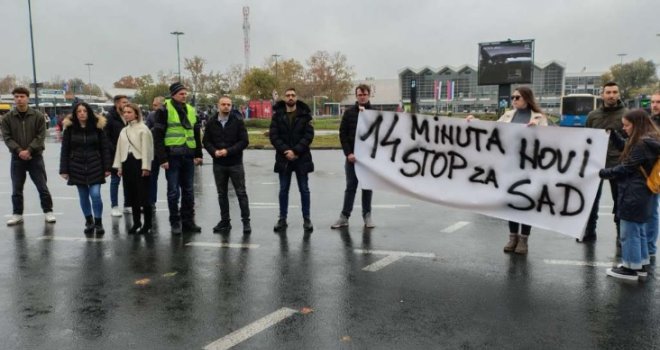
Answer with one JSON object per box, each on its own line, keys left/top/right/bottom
{"left": 339, "top": 101, "right": 372, "bottom": 156}
{"left": 59, "top": 115, "right": 112, "bottom": 186}
{"left": 652, "top": 113, "right": 660, "bottom": 128}
{"left": 0, "top": 106, "right": 46, "bottom": 156}
{"left": 269, "top": 100, "right": 314, "bottom": 173}
{"left": 105, "top": 108, "right": 126, "bottom": 154}
{"left": 202, "top": 110, "right": 248, "bottom": 166}
{"left": 600, "top": 137, "right": 660, "bottom": 222}
{"left": 586, "top": 100, "right": 627, "bottom": 167}
{"left": 151, "top": 100, "right": 203, "bottom": 164}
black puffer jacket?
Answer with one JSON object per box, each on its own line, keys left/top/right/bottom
{"left": 59, "top": 115, "right": 112, "bottom": 186}
{"left": 202, "top": 110, "right": 248, "bottom": 166}
{"left": 269, "top": 100, "right": 314, "bottom": 173}
{"left": 599, "top": 137, "right": 660, "bottom": 222}
{"left": 339, "top": 101, "right": 371, "bottom": 156}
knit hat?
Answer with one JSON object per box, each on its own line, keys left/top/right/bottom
{"left": 169, "top": 82, "right": 187, "bottom": 96}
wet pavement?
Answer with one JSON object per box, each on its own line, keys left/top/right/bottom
{"left": 0, "top": 134, "right": 658, "bottom": 349}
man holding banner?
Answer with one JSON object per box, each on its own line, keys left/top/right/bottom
{"left": 332, "top": 84, "right": 376, "bottom": 229}
{"left": 582, "top": 82, "right": 627, "bottom": 245}
{"left": 354, "top": 101, "right": 608, "bottom": 243}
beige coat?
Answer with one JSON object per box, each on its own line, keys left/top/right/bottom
{"left": 113, "top": 120, "right": 154, "bottom": 171}
{"left": 497, "top": 109, "right": 548, "bottom": 126}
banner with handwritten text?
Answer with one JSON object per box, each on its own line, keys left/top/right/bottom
{"left": 354, "top": 111, "right": 609, "bottom": 238}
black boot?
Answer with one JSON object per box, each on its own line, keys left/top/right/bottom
{"left": 84, "top": 215, "right": 94, "bottom": 236}
{"left": 242, "top": 219, "right": 252, "bottom": 235}
{"left": 94, "top": 218, "right": 105, "bottom": 236}
{"left": 139, "top": 205, "right": 153, "bottom": 235}
{"left": 213, "top": 219, "right": 231, "bottom": 233}
{"left": 128, "top": 207, "right": 142, "bottom": 234}
{"left": 182, "top": 221, "right": 202, "bottom": 233}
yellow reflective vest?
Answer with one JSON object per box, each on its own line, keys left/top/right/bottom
{"left": 164, "top": 100, "right": 197, "bottom": 149}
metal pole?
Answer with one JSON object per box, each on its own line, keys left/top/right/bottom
{"left": 85, "top": 63, "right": 93, "bottom": 98}
{"left": 27, "top": 0, "right": 39, "bottom": 107}
{"left": 171, "top": 31, "right": 184, "bottom": 81}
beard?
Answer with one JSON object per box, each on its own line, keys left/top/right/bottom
{"left": 286, "top": 100, "right": 296, "bottom": 107}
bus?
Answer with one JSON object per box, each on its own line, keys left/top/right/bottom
{"left": 559, "top": 94, "right": 602, "bottom": 127}
{"left": 0, "top": 103, "right": 11, "bottom": 117}
{"left": 89, "top": 102, "right": 114, "bottom": 116}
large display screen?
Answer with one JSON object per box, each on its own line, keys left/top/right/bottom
{"left": 478, "top": 40, "right": 534, "bottom": 85}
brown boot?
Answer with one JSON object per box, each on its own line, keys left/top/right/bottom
{"left": 503, "top": 234, "right": 518, "bottom": 253}
{"left": 515, "top": 235, "right": 528, "bottom": 255}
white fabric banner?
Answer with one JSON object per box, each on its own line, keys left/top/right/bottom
{"left": 354, "top": 110, "right": 609, "bottom": 238}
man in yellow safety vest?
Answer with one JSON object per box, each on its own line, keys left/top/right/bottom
{"left": 152, "top": 82, "right": 203, "bottom": 235}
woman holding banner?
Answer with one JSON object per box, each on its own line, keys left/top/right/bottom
{"left": 467, "top": 86, "right": 548, "bottom": 254}
{"left": 599, "top": 109, "right": 660, "bottom": 281}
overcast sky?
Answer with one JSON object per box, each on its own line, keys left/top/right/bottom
{"left": 1, "top": 0, "right": 658, "bottom": 89}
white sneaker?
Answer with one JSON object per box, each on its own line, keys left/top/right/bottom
{"left": 7, "top": 214, "right": 23, "bottom": 226}
{"left": 44, "top": 212, "right": 56, "bottom": 223}
{"left": 123, "top": 207, "right": 132, "bottom": 214}
{"left": 111, "top": 207, "right": 123, "bottom": 217}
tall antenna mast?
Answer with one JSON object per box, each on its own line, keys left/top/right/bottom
{"left": 243, "top": 6, "right": 250, "bottom": 71}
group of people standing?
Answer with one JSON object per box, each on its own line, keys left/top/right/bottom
{"left": 6, "top": 80, "right": 655, "bottom": 282}
{"left": 470, "top": 83, "right": 660, "bottom": 282}
{"left": 0, "top": 82, "right": 378, "bottom": 239}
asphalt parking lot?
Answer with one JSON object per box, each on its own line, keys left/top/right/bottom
{"left": 0, "top": 134, "right": 657, "bottom": 350}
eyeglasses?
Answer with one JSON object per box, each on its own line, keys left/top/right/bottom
{"left": 511, "top": 95, "right": 522, "bottom": 101}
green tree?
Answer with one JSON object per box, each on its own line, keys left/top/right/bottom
{"left": 136, "top": 74, "right": 154, "bottom": 88}
{"left": 265, "top": 57, "right": 306, "bottom": 98}
{"left": 134, "top": 83, "right": 170, "bottom": 105}
{"left": 184, "top": 56, "right": 207, "bottom": 93}
{"left": 0, "top": 75, "right": 17, "bottom": 93}
{"left": 601, "top": 58, "right": 658, "bottom": 99}
{"left": 238, "top": 68, "right": 277, "bottom": 99}
{"left": 113, "top": 75, "right": 139, "bottom": 88}
{"left": 306, "top": 50, "right": 355, "bottom": 102}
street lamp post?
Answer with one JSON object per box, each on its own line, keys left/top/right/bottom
{"left": 271, "top": 54, "right": 281, "bottom": 82}
{"left": 313, "top": 95, "right": 328, "bottom": 117}
{"left": 617, "top": 53, "right": 627, "bottom": 65}
{"left": 27, "top": 0, "right": 39, "bottom": 107}
{"left": 85, "top": 62, "right": 93, "bottom": 98}
{"left": 170, "top": 31, "right": 184, "bottom": 81}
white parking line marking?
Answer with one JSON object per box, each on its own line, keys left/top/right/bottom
{"left": 260, "top": 182, "right": 278, "bottom": 185}
{"left": 4, "top": 212, "right": 63, "bottom": 217}
{"left": 186, "top": 242, "right": 260, "bottom": 249}
{"left": 441, "top": 221, "right": 471, "bottom": 233}
{"left": 355, "top": 249, "right": 436, "bottom": 272}
{"left": 362, "top": 255, "right": 404, "bottom": 272}
{"left": 543, "top": 259, "right": 612, "bottom": 267}
{"left": 51, "top": 196, "right": 78, "bottom": 200}
{"left": 368, "top": 204, "right": 411, "bottom": 209}
{"left": 39, "top": 236, "right": 105, "bottom": 242}
{"left": 354, "top": 249, "right": 436, "bottom": 258}
{"left": 203, "top": 307, "right": 298, "bottom": 350}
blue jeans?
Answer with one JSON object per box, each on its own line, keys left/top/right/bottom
{"left": 645, "top": 194, "right": 659, "bottom": 256}
{"left": 110, "top": 171, "right": 121, "bottom": 207}
{"left": 77, "top": 184, "right": 103, "bottom": 218}
{"left": 341, "top": 161, "right": 372, "bottom": 218}
{"left": 165, "top": 155, "right": 195, "bottom": 225}
{"left": 278, "top": 170, "right": 310, "bottom": 219}
{"left": 10, "top": 154, "right": 53, "bottom": 214}
{"left": 149, "top": 159, "right": 160, "bottom": 205}
{"left": 620, "top": 219, "right": 650, "bottom": 270}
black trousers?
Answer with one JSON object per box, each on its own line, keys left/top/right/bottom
{"left": 122, "top": 154, "right": 152, "bottom": 226}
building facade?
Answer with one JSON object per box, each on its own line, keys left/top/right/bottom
{"left": 399, "top": 61, "right": 566, "bottom": 114}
